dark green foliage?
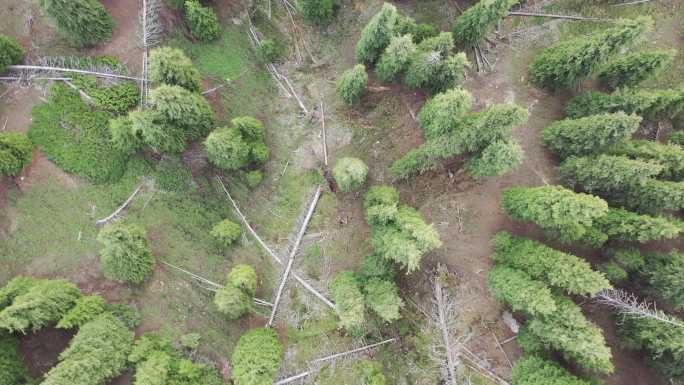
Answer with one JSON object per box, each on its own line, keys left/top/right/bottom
{"left": 375, "top": 35, "right": 416, "bottom": 82}
{"left": 149, "top": 47, "right": 202, "bottom": 92}
{"left": 210, "top": 219, "right": 242, "bottom": 248}
{"left": 227, "top": 264, "right": 258, "bottom": 296}
{"left": 418, "top": 88, "right": 473, "bottom": 140}
{"left": 256, "top": 39, "right": 282, "bottom": 63}
{"left": 364, "top": 185, "right": 399, "bottom": 225}
{"left": 452, "top": 0, "right": 519, "bottom": 47}
{"left": 330, "top": 271, "right": 366, "bottom": 330}
{"left": 355, "top": 359, "right": 387, "bottom": 385}
{"left": 356, "top": 3, "right": 398, "bottom": 64}
{"left": 333, "top": 157, "right": 368, "bottom": 192}
{"left": 643, "top": 251, "right": 684, "bottom": 310}
{"left": 135, "top": 110, "right": 186, "bottom": 153}
{"left": 40, "top": 0, "right": 116, "bottom": 47}
{"left": 108, "top": 303, "right": 142, "bottom": 329}
{"left": 0, "top": 279, "right": 81, "bottom": 334}
{"left": 98, "top": 223, "right": 155, "bottom": 285}
{"left": 205, "top": 116, "right": 268, "bottom": 170}
{"left": 565, "top": 85, "right": 684, "bottom": 120}
{"left": 0, "top": 34, "right": 24, "bottom": 73}
{"left": 109, "top": 114, "right": 143, "bottom": 154}
{"left": 0, "top": 132, "right": 32, "bottom": 176}
{"left": 129, "top": 334, "right": 174, "bottom": 364}
{"left": 511, "top": 355, "right": 592, "bottom": 385}
{"left": 148, "top": 84, "right": 214, "bottom": 143}
{"left": 0, "top": 276, "right": 37, "bottom": 310}
{"left": 598, "top": 50, "right": 675, "bottom": 88}
{"left": 0, "top": 332, "right": 31, "bottom": 385}
{"left": 466, "top": 139, "right": 524, "bottom": 179}
{"left": 492, "top": 232, "right": 611, "bottom": 296}
{"left": 607, "top": 140, "right": 684, "bottom": 181}
{"left": 592, "top": 208, "right": 682, "bottom": 243}
{"left": 404, "top": 50, "right": 469, "bottom": 94}
{"left": 184, "top": 0, "right": 221, "bottom": 42}
{"left": 71, "top": 75, "right": 140, "bottom": 115}
{"left": 363, "top": 278, "right": 403, "bottom": 322}
{"left": 57, "top": 294, "right": 107, "bottom": 329}
{"left": 612, "top": 248, "right": 645, "bottom": 272}
{"left": 669, "top": 131, "right": 684, "bottom": 145}
{"left": 246, "top": 170, "right": 263, "bottom": 188}
{"left": 338, "top": 64, "right": 368, "bottom": 105}
{"left": 299, "top": 0, "right": 334, "bottom": 25}
{"left": 154, "top": 155, "right": 193, "bottom": 193}
{"left": 529, "top": 17, "right": 651, "bottom": 89}
{"left": 43, "top": 313, "right": 134, "bottom": 385}
{"left": 28, "top": 84, "right": 128, "bottom": 183}
{"left": 232, "top": 328, "right": 283, "bottom": 385}
{"left": 213, "top": 284, "right": 251, "bottom": 320}
{"left": 619, "top": 314, "right": 684, "bottom": 381}
{"left": 413, "top": 23, "right": 439, "bottom": 43}
{"left": 488, "top": 266, "right": 557, "bottom": 316}
{"left": 542, "top": 112, "right": 641, "bottom": 158}
{"left": 599, "top": 262, "right": 628, "bottom": 284}
{"left": 501, "top": 186, "right": 609, "bottom": 243}
{"left": 360, "top": 253, "right": 395, "bottom": 282}
{"left": 559, "top": 155, "right": 662, "bottom": 194}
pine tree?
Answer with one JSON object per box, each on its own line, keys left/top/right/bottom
{"left": 232, "top": 328, "right": 283, "bottom": 385}
{"left": 184, "top": 0, "right": 221, "bottom": 42}
{"left": 614, "top": 178, "right": 684, "bottom": 213}
{"left": 511, "top": 356, "right": 592, "bottom": 385}
{"left": 0, "top": 276, "right": 38, "bottom": 310}
{"left": 338, "top": 64, "right": 368, "bottom": 105}
{"left": 299, "top": 0, "right": 335, "bottom": 25}
{"left": 529, "top": 17, "right": 652, "bottom": 89}
{"left": 465, "top": 139, "right": 523, "bottom": 179}
{"left": 404, "top": 50, "right": 469, "bottom": 94}
{"left": 565, "top": 84, "right": 684, "bottom": 120}
{"left": 148, "top": 85, "right": 214, "bottom": 142}
{"left": 0, "top": 132, "right": 33, "bottom": 176}
{"left": 598, "top": 49, "right": 675, "bottom": 88}
{"left": 40, "top": 0, "right": 116, "bottom": 47}
{"left": 542, "top": 112, "right": 641, "bottom": 158}
{"left": 98, "top": 223, "right": 155, "bottom": 285}
{"left": 0, "top": 332, "right": 32, "bottom": 385}
{"left": 0, "top": 34, "right": 24, "bottom": 73}
{"left": 330, "top": 271, "right": 366, "bottom": 330}
{"left": 559, "top": 154, "right": 662, "bottom": 194}
{"left": 488, "top": 266, "right": 557, "bottom": 316}
{"left": 148, "top": 47, "right": 202, "bottom": 92}
{"left": 363, "top": 278, "right": 404, "bottom": 322}
{"left": 418, "top": 88, "right": 473, "bottom": 140}
{"left": 213, "top": 284, "right": 251, "bottom": 320}
{"left": 592, "top": 208, "right": 682, "bottom": 243}
{"left": 356, "top": 3, "right": 399, "bottom": 64}
{"left": 375, "top": 34, "right": 416, "bottom": 82}
{"left": 227, "top": 264, "right": 258, "bottom": 296}
{"left": 607, "top": 140, "right": 684, "bottom": 181}
{"left": 452, "top": 0, "right": 519, "bottom": 47}
{"left": 333, "top": 157, "right": 369, "bottom": 192}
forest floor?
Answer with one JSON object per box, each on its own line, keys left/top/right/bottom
{"left": 0, "top": 0, "right": 683, "bottom": 384}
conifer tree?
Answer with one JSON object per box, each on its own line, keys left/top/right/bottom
{"left": 559, "top": 154, "right": 662, "bottom": 195}
{"left": 148, "top": 47, "right": 202, "bottom": 92}
{"left": 404, "top": 51, "right": 469, "bottom": 94}
{"left": 643, "top": 251, "right": 684, "bottom": 310}
{"left": 299, "top": 0, "right": 335, "bottom": 25}
{"left": 330, "top": 271, "right": 366, "bottom": 330}
{"left": 598, "top": 49, "right": 675, "bottom": 89}
{"left": 452, "top": 0, "right": 519, "bottom": 47}
{"left": 57, "top": 294, "right": 107, "bottom": 329}
{"left": 607, "top": 140, "right": 684, "bottom": 181}
{"left": 418, "top": 88, "right": 473, "bottom": 140}
{"left": 363, "top": 278, "right": 403, "bottom": 322}
{"left": 214, "top": 264, "right": 257, "bottom": 320}
{"left": 511, "top": 356, "right": 592, "bottom": 385}
{"left": 0, "top": 276, "right": 37, "bottom": 310}
{"left": 375, "top": 34, "right": 416, "bottom": 82}
{"left": 148, "top": 85, "right": 214, "bottom": 142}
{"left": 232, "top": 328, "right": 283, "bottom": 385}
{"left": 205, "top": 116, "right": 268, "bottom": 171}
{"left": 465, "top": 139, "right": 523, "bottom": 179}
{"left": 0, "top": 132, "right": 33, "bottom": 176}
{"left": 488, "top": 266, "right": 557, "bottom": 316}
{"left": 184, "top": 0, "right": 221, "bottom": 42}
{"left": 614, "top": 178, "right": 684, "bottom": 213}
{"left": 0, "top": 34, "right": 24, "bottom": 73}
{"left": 41, "top": 0, "right": 116, "bottom": 47}
{"left": 356, "top": 3, "right": 399, "bottom": 64}
{"left": 565, "top": 84, "right": 684, "bottom": 120}
{"left": 333, "top": 157, "right": 369, "bottom": 192}
{"left": 98, "top": 223, "right": 155, "bottom": 285}
{"left": 338, "top": 64, "right": 368, "bottom": 105}
{"left": 592, "top": 208, "right": 682, "bottom": 244}
{"left": 0, "top": 332, "right": 32, "bottom": 385}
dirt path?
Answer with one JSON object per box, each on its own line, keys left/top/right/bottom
{"left": 91, "top": 0, "right": 145, "bottom": 74}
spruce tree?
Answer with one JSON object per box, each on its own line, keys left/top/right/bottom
{"left": 0, "top": 332, "right": 32, "bottom": 385}
{"left": 565, "top": 84, "right": 684, "bottom": 120}
{"left": 184, "top": 0, "right": 221, "bottom": 42}
{"left": 363, "top": 278, "right": 403, "bottom": 322}
{"left": 330, "top": 271, "right": 366, "bottom": 330}
{"left": 356, "top": 3, "right": 398, "bottom": 64}
{"left": 299, "top": 0, "right": 334, "bottom": 25}
{"left": 511, "top": 356, "right": 592, "bottom": 385}
{"left": 40, "top": 0, "right": 116, "bottom": 47}
{"left": 598, "top": 49, "right": 675, "bottom": 88}
{"left": 614, "top": 178, "right": 684, "bottom": 213}
{"left": 607, "top": 139, "right": 684, "bottom": 181}
{"left": 148, "top": 47, "right": 202, "bottom": 92}
{"left": 452, "top": 0, "right": 519, "bottom": 47}
{"left": 592, "top": 208, "right": 682, "bottom": 243}
{"left": 488, "top": 266, "right": 557, "bottom": 316}
{"left": 98, "top": 223, "right": 155, "bottom": 285}
{"left": 643, "top": 251, "right": 684, "bottom": 310}
{"left": 57, "top": 294, "right": 107, "bottom": 329}
{"left": 232, "top": 328, "right": 283, "bottom": 385}
{"left": 418, "top": 88, "right": 473, "bottom": 140}
{"left": 375, "top": 34, "right": 416, "bottom": 82}
{"left": 333, "top": 157, "right": 368, "bottom": 192}
{"left": 559, "top": 154, "right": 662, "bottom": 195}
{"left": 148, "top": 85, "right": 214, "bottom": 142}
{"left": 0, "top": 276, "right": 38, "bottom": 310}
{"left": 338, "top": 64, "right": 368, "bottom": 105}
{"left": 465, "top": 139, "right": 523, "bottom": 179}
{"left": 404, "top": 51, "right": 469, "bottom": 94}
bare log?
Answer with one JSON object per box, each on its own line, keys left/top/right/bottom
{"left": 612, "top": 0, "right": 653, "bottom": 6}
{"left": 596, "top": 289, "right": 684, "bottom": 328}
{"left": 215, "top": 176, "right": 335, "bottom": 308}
{"left": 8, "top": 65, "right": 144, "bottom": 81}
{"left": 95, "top": 183, "right": 144, "bottom": 225}
{"left": 506, "top": 11, "right": 603, "bottom": 21}
{"left": 434, "top": 270, "right": 458, "bottom": 385}
{"left": 268, "top": 187, "right": 322, "bottom": 326}
{"left": 320, "top": 100, "right": 328, "bottom": 166}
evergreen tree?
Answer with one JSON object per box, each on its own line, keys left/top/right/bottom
{"left": 488, "top": 266, "right": 557, "bottom": 316}
{"left": 0, "top": 132, "right": 33, "bottom": 176}
{"left": 0, "top": 276, "right": 37, "bottom": 310}
{"left": 607, "top": 140, "right": 684, "bottom": 181}
{"left": 232, "top": 328, "right": 283, "bottom": 385}
{"left": 333, "top": 157, "right": 369, "bottom": 192}
{"left": 501, "top": 186, "right": 609, "bottom": 243}
{"left": 40, "top": 0, "right": 116, "bottom": 47}
{"left": 330, "top": 271, "right": 366, "bottom": 330}
{"left": 542, "top": 112, "right": 641, "bottom": 158}
{"left": 491, "top": 232, "right": 611, "bottom": 296}
{"left": 559, "top": 154, "right": 662, "bottom": 195}
{"left": 592, "top": 208, "right": 682, "bottom": 243}
{"left": 355, "top": 359, "right": 388, "bottom": 385}
{"left": 205, "top": 116, "right": 268, "bottom": 171}
{"left": 210, "top": 219, "right": 242, "bottom": 248}
{"left": 42, "top": 313, "right": 134, "bottom": 385}
{"left": 643, "top": 251, "right": 684, "bottom": 310}
{"left": 148, "top": 84, "right": 214, "bottom": 142}
{"left": 299, "top": 0, "right": 334, "bottom": 25}
{"left": 360, "top": 253, "right": 395, "bottom": 282}
{"left": 614, "top": 178, "right": 684, "bottom": 213}
{"left": 565, "top": 84, "right": 684, "bottom": 120}
{"left": 0, "top": 34, "right": 24, "bottom": 73}
{"left": 213, "top": 284, "right": 251, "bottom": 320}
{"left": 598, "top": 49, "right": 675, "bottom": 88}
{"left": 418, "top": 88, "right": 473, "bottom": 140}
{"left": 98, "top": 223, "right": 155, "bottom": 285}
{"left": 404, "top": 50, "right": 469, "bottom": 94}
{"left": 511, "top": 356, "right": 592, "bottom": 385}
{"left": 148, "top": 47, "right": 202, "bottom": 92}
{"left": 375, "top": 34, "right": 416, "bottom": 82}
{"left": 465, "top": 139, "right": 524, "bottom": 179}
{"left": 338, "top": 64, "right": 368, "bottom": 105}
{"left": 132, "top": 110, "right": 186, "bottom": 153}
{"left": 134, "top": 351, "right": 171, "bottom": 385}
{"left": 227, "top": 264, "right": 258, "bottom": 296}
{"left": 452, "top": 0, "right": 519, "bottom": 47}
{"left": 184, "top": 0, "right": 221, "bottom": 42}
{"left": 529, "top": 17, "right": 651, "bottom": 89}
{"left": 356, "top": 3, "right": 399, "bottom": 64}
{"left": 57, "top": 294, "right": 107, "bottom": 329}
{"left": 363, "top": 278, "right": 403, "bottom": 322}
{"left": 109, "top": 114, "right": 144, "bottom": 154}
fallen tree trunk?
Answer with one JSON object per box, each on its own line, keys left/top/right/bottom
{"left": 8, "top": 65, "right": 144, "bottom": 81}
{"left": 507, "top": 11, "right": 603, "bottom": 21}
{"left": 434, "top": 276, "right": 458, "bottom": 385}
{"left": 95, "top": 183, "right": 144, "bottom": 226}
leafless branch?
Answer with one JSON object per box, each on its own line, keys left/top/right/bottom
{"left": 507, "top": 11, "right": 604, "bottom": 21}
{"left": 596, "top": 289, "right": 684, "bottom": 328}
{"left": 8, "top": 65, "right": 142, "bottom": 81}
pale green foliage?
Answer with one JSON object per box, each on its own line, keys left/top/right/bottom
{"left": 0, "top": 34, "right": 24, "bottom": 73}
{"left": 452, "top": 0, "right": 519, "bottom": 47}
{"left": 375, "top": 34, "right": 416, "bottom": 82}
{"left": 0, "top": 132, "right": 33, "bottom": 176}
{"left": 559, "top": 155, "right": 663, "bottom": 194}
{"left": 184, "top": 0, "right": 221, "bottom": 42}
{"left": 57, "top": 294, "right": 107, "bottom": 329}
{"left": 148, "top": 84, "right": 214, "bottom": 142}
{"left": 338, "top": 64, "right": 368, "bottom": 105}
{"left": 232, "top": 328, "right": 283, "bottom": 385}
{"left": 213, "top": 284, "right": 251, "bottom": 320}
{"left": 363, "top": 278, "right": 403, "bottom": 322}
{"left": 598, "top": 49, "right": 675, "bottom": 88}
{"left": 643, "top": 251, "right": 684, "bottom": 310}
{"left": 566, "top": 85, "right": 684, "bottom": 120}
{"left": 210, "top": 219, "right": 242, "bottom": 247}
{"left": 356, "top": 3, "right": 399, "bottom": 64}
{"left": 246, "top": 170, "right": 263, "bottom": 188}
{"left": 356, "top": 359, "right": 387, "bottom": 385}
{"left": 511, "top": 355, "right": 592, "bottom": 385}
{"left": 43, "top": 313, "right": 134, "bottom": 385}
{"left": 149, "top": 47, "right": 202, "bottom": 92}
{"left": 205, "top": 116, "right": 268, "bottom": 171}
{"left": 418, "top": 88, "right": 473, "bottom": 140}
{"left": 592, "top": 208, "right": 682, "bottom": 243}
{"left": 501, "top": 185, "right": 609, "bottom": 243}
{"left": 333, "top": 157, "right": 368, "bottom": 192}
{"left": 364, "top": 185, "right": 399, "bottom": 225}
{"left": 405, "top": 51, "right": 469, "bottom": 94}
{"left": 134, "top": 350, "right": 170, "bottom": 385}
{"left": 98, "top": 222, "right": 155, "bottom": 285}
{"left": 542, "top": 112, "right": 641, "bottom": 158}
{"left": 40, "top": 0, "right": 116, "bottom": 47}
{"left": 492, "top": 232, "right": 611, "bottom": 296}
{"left": 0, "top": 276, "right": 37, "bottom": 310}
{"left": 109, "top": 115, "right": 143, "bottom": 154}
{"left": 228, "top": 264, "right": 258, "bottom": 296}
{"left": 466, "top": 139, "right": 524, "bottom": 179}
{"left": 488, "top": 266, "right": 557, "bottom": 316}
{"left": 330, "top": 271, "right": 366, "bottom": 330}
{"left": 619, "top": 314, "right": 684, "bottom": 380}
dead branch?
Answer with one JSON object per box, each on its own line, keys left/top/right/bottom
{"left": 506, "top": 11, "right": 603, "bottom": 21}
{"left": 215, "top": 176, "right": 335, "bottom": 308}
{"left": 320, "top": 100, "right": 328, "bottom": 166}
{"left": 433, "top": 267, "right": 458, "bottom": 385}
{"left": 201, "top": 84, "right": 227, "bottom": 95}
{"left": 8, "top": 65, "right": 144, "bottom": 81}
{"left": 596, "top": 289, "right": 684, "bottom": 328}
{"left": 268, "top": 187, "right": 322, "bottom": 326}
{"left": 95, "top": 183, "right": 144, "bottom": 225}
{"left": 612, "top": 0, "right": 652, "bottom": 5}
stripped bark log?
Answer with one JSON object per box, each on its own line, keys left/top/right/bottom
{"left": 8, "top": 65, "right": 144, "bottom": 81}
{"left": 434, "top": 271, "right": 458, "bottom": 385}
{"left": 506, "top": 11, "right": 603, "bottom": 21}
{"left": 267, "top": 187, "right": 322, "bottom": 326}
{"left": 596, "top": 289, "right": 684, "bottom": 328}
{"left": 95, "top": 183, "right": 144, "bottom": 225}
{"left": 320, "top": 100, "right": 328, "bottom": 166}
{"left": 215, "top": 176, "right": 335, "bottom": 308}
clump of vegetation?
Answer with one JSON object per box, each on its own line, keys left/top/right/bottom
{"left": 299, "top": 0, "right": 335, "bottom": 25}
{"left": 356, "top": 3, "right": 399, "bottom": 64}
{"left": 184, "top": 0, "right": 221, "bottom": 42}
{"left": 40, "top": 0, "right": 116, "bottom": 47}
{"left": 214, "top": 264, "right": 257, "bottom": 320}
{"left": 338, "top": 64, "right": 368, "bottom": 105}
{"left": 73, "top": 76, "right": 140, "bottom": 115}
{"left": 231, "top": 328, "right": 283, "bottom": 385}
{"left": 330, "top": 271, "right": 366, "bottom": 331}
{"left": 154, "top": 155, "right": 193, "bottom": 192}
{"left": 355, "top": 359, "right": 388, "bottom": 385}
{"left": 0, "top": 332, "right": 32, "bottom": 385}
{"left": 643, "top": 251, "right": 684, "bottom": 310}
{"left": 598, "top": 50, "right": 675, "bottom": 88}
{"left": 246, "top": 170, "right": 263, "bottom": 188}
{"left": 0, "top": 34, "right": 24, "bottom": 73}
{"left": 404, "top": 33, "right": 470, "bottom": 94}
{"left": 57, "top": 294, "right": 107, "bottom": 329}
{"left": 333, "top": 157, "right": 368, "bottom": 192}
{"left": 148, "top": 84, "right": 215, "bottom": 143}
{"left": 600, "top": 262, "right": 628, "bottom": 284}
{"left": 210, "top": 219, "right": 242, "bottom": 248}
{"left": 0, "top": 132, "right": 32, "bottom": 176}
{"left": 375, "top": 34, "right": 416, "bottom": 82}
{"left": 565, "top": 85, "right": 684, "bottom": 120}
{"left": 607, "top": 139, "right": 684, "bottom": 181}
{"left": 488, "top": 266, "right": 557, "bottom": 316}
{"left": 451, "top": 0, "right": 519, "bottom": 48}
{"left": 205, "top": 116, "right": 268, "bottom": 171}
{"left": 418, "top": 88, "right": 473, "bottom": 140}
{"left": 149, "top": 47, "right": 203, "bottom": 92}
{"left": 256, "top": 39, "right": 282, "bottom": 63}
{"left": 529, "top": 17, "right": 652, "bottom": 89}
{"left": 98, "top": 223, "right": 155, "bottom": 285}
{"left": 592, "top": 208, "right": 681, "bottom": 244}
{"left": 466, "top": 139, "right": 524, "bottom": 179}
{"left": 511, "top": 356, "right": 592, "bottom": 385}
{"left": 363, "top": 278, "right": 403, "bottom": 323}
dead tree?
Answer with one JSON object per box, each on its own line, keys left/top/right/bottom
{"left": 8, "top": 65, "right": 143, "bottom": 81}
{"left": 596, "top": 289, "right": 684, "bottom": 328}
{"left": 95, "top": 182, "right": 146, "bottom": 226}
{"left": 431, "top": 264, "right": 460, "bottom": 385}
{"left": 506, "top": 11, "right": 604, "bottom": 21}
{"left": 140, "top": 0, "right": 164, "bottom": 108}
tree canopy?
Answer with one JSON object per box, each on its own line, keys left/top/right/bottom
{"left": 40, "top": 0, "right": 116, "bottom": 47}
{"left": 0, "top": 132, "right": 33, "bottom": 176}
{"left": 149, "top": 47, "right": 203, "bottom": 92}
{"left": 232, "top": 328, "right": 284, "bottom": 385}
{"left": 452, "top": 0, "right": 519, "bottom": 48}
{"left": 98, "top": 223, "right": 155, "bottom": 285}
{"left": 0, "top": 34, "right": 24, "bottom": 73}
{"left": 333, "top": 157, "right": 369, "bottom": 192}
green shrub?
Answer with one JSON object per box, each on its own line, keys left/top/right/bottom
{"left": 109, "top": 115, "right": 143, "bottom": 154}
{"left": 70, "top": 75, "right": 140, "bottom": 115}
{"left": 600, "top": 262, "right": 628, "bottom": 284}
{"left": 413, "top": 23, "right": 439, "bottom": 43}
{"left": 98, "top": 223, "right": 155, "bottom": 285}
{"left": 299, "top": 0, "right": 334, "bottom": 25}
{"left": 28, "top": 84, "right": 128, "bottom": 183}
{"left": 355, "top": 359, "right": 387, "bottom": 385}
{"left": 0, "top": 332, "right": 31, "bottom": 385}
{"left": 57, "top": 294, "right": 107, "bottom": 329}
{"left": 452, "top": 0, "right": 519, "bottom": 47}
{"left": 0, "top": 34, "right": 24, "bottom": 73}
{"left": 213, "top": 284, "right": 251, "bottom": 319}
{"left": 227, "top": 264, "right": 258, "bottom": 296}
{"left": 333, "top": 157, "right": 368, "bottom": 192}
{"left": 246, "top": 170, "right": 263, "bottom": 188}
{"left": 669, "top": 131, "right": 684, "bottom": 145}
{"left": 559, "top": 155, "right": 662, "bottom": 195}
{"left": 542, "top": 112, "right": 641, "bottom": 158}
{"left": 0, "top": 132, "right": 32, "bottom": 176}
{"left": 184, "top": 0, "right": 221, "bottom": 42}
{"left": 134, "top": 110, "right": 187, "bottom": 153}
{"left": 108, "top": 303, "right": 142, "bottom": 329}
{"left": 565, "top": 85, "right": 684, "bottom": 120}
{"left": 148, "top": 84, "right": 214, "bottom": 142}
{"left": 0, "top": 276, "right": 38, "bottom": 310}
{"left": 363, "top": 278, "right": 403, "bottom": 322}
{"left": 643, "top": 251, "right": 684, "bottom": 310}
{"left": 356, "top": 3, "right": 398, "bottom": 64}
{"left": 404, "top": 51, "right": 469, "bottom": 94}
{"left": 488, "top": 266, "right": 557, "bottom": 316}
{"left": 205, "top": 118, "right": 268, "bottom": 171}
{"left": 43, "top": 313, "right": 134, "bottom": 385}
{"left": 375, "top": 34, "right": 416, "bottom": 82}
{"left": 256, "top": 39, "right": 282, "bottom": 63}
{"left": 338, "top": 64, "right": 368, "bottom": 105}
{"left": 466, "top": 139, "right": 523, "bottom": 179}
{"left": 330, "top": 271, "right": 366, "bottom": 330}
{"left": 232, "top": 328, "right": 283, "bottom": 385}
{"left": 617, "top": 178, "right": 684, "bottom": 213}
{"left": 40, "top": 0, "right": 116, "bottom": 47}
{"left": 598, "top": 49, "right": 675, "bottom": 88}
{"left": 418, "top": 88, "right": 473, "bottom": 140}
{"left": 529, "top": 17, "right": 651, "bottom": 89}
{"left": 511, "top": 355, "right": 592, "bottom": 385}
{"left": 179, "top": 333, "right": 201, "bottom": 351}
{"left": 149, "top": 47, "right": 202, "bottom": 92}
{"left": 154, "top": 155, "right": 193, "bottom": 192}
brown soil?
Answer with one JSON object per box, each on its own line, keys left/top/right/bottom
{"left": 19, "top": 327, "right": 75, "bottom": 378}
{"left": 91, "top": 0, "right": 145, "bottom": 74}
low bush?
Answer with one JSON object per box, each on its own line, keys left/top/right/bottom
{"left": 0, "top": 34, "right": 24, "bottom": 73}
{"left": 232, "top": 328, "right": 283, "bottom": 385}
{"left": 246, "top": 170, "right": 263, "bottom": 188}
{"left": 184, "top": 0, "right": 221, "bottom": 42}
{"left": 511, "top": 355, "right": 592, "bottom": 385}
{"left": 375, "top": 34, "right": 416, "bottom": 82}
{"left": 98, "top": 223, "right": 155, "bottom": 285}
{"left": 211, "top": 219, "right": 242, "bottom": 248}
{"left": 338, "top": 64, "right": 368, "bottom": 105}
{"left": 0, "top": 132, "right": 32, "bottom": 176}
{"left": 333, "top": 157, "right": 368, "bottom": 192}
